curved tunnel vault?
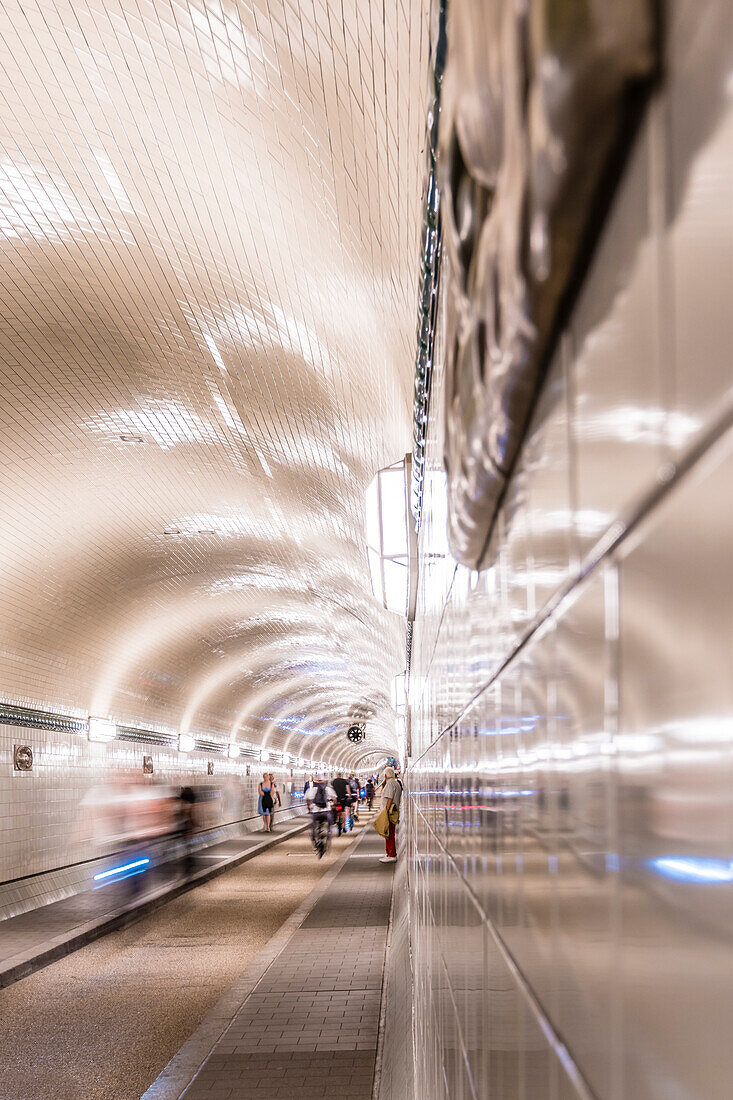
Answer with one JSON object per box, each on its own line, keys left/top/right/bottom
{"left": 0, "top": 0, "right": 430, "bottom": 770}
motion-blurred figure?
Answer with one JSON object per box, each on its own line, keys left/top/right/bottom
{"left": 178, "top": 786, "right": 197, "bottom": 878}
{"left": 348, "top": 774, "right": 360, "bottom": 823}
{"left": 306, "top": 774, "right": 336, "bottom": 857}
{"left": 332, "top": 773, "right": 350, "bottom": 835}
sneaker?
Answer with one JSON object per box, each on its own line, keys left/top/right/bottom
{"left": 379, "top": 856, "right": 397, "bottom": 863}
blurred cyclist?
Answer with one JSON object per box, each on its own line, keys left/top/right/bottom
{"left": 306, "top": 773, "right": 336, "bottom": 856}
{"left": 331, "top": 772, "right": 350, "bottom": 835}
{"left": 348, "top": 773, "right": 360, "bottom": 823}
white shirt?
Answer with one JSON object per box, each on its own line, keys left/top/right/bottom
{"left": 306, "top": 783, "right": 336, "bottom": 812}
{"left": 381, "top": 778, "right": 402, "bottom": 810}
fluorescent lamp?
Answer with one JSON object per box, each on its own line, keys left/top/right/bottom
{"left": 383, "top": 557, "right": 407, "bottom": 613}
{"left": 228, "top": 742, "right": 240, "bottom": 759}
{"left": 391, "top": 672, "right": 407, "bottom": 715}
{"left": 88, "top": 716, "right": 117, "bottom": 742}
{"left": 379, "top": 466, "right": 408, "bottom": 555}
{"left": 367, "top": 548, "right": 382, "bottom": 600}
{"left": 365, "top": 478, "right": 381, "bottom": 548}
{"left": 178, "top": 733, "right": 195, "bottom": 753}
{"left": 365, "top": 455, "right": 418, "bottom": 618}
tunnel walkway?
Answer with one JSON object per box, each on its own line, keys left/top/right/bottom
{"left": 144, "top": 822, "right": 395, "bottom": 1100}
{"left": 0, "top": 817, "right": 309, "bottom": 989}
{"left": 0, "top": 819, "right": 372, "bottom": 1100}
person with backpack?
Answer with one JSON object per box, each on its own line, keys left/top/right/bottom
{"left": 331, "top": 772, "right": 350, "bottom": 835}
{"left": 348, "top": 773, "right": 360, "bottom": 823}
{"left": 365, "top": 777, "right": 375, "bottom": 810}
{"left": 305, "top": 773, "right": 336, "bottom": 855}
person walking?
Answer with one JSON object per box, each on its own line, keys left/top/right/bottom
{"left": 258, "top": 774, "right": 274, "bottom": 832}
{"left": 379, "top": 766, "right": 402, "bottom": 863}
{"left": 365, "top": 777, "right": 375, "bottom": 810}
{"left": 348, "top": 773, "right": 360, "bottom": 822}
{"left": 268, "top": 773, "right": 282, "bottom": 824}
{"left": 331, "top": 772, "right": 350, "bottom": 835}
{"left": 306, "top": 774, "right": 336, "bottom": 856}
{"left": 178, "top": 786, "right": 197, "bottom": 877}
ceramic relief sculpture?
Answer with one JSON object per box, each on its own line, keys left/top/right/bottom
{"left": 439, "top": 0, "right": 658, "bottom": 567}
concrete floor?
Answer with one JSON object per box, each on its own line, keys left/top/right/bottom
{"left": 0, "top": 820, "right": 368, "bottom": 1100}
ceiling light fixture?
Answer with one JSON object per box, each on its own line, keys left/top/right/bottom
{"left": 365, "top": 455, "right": 418, "bottom": 619}
{"left": 88, "top": 716, "right": 117, "bottom": 742}
{"left": 228, "top": 742, "right": 240, "bottom": 758}
{"left": 178, "top": 733, "right": 196, "bottom": 753}
{"left": 391, "top": 672, "right": 407, "bottom": 717}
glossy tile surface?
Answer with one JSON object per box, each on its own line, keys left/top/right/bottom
{"left": 405, "top": 2, "right": 733, "bottom": 1096}
{"left": 616, "top": 432, "right": 733, "bottom": 1099}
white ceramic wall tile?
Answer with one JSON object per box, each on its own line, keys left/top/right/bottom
{"left": 404, "top": 3, "right": 733, "bottom": 1097}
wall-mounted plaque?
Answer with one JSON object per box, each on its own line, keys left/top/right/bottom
{"left": 14, "top": 745, "right": 33, "bottom": 771}
{"left": 143, "top": 755, "right": 154, "bottom": 775}
{"left": 207, "top": 761, "right": 214, "bottom": 775}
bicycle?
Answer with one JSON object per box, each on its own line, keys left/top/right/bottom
{"left": 311, "top": 812, "right": 331, "bottom": 858}
{"left": 333, "top": 801, "right": 347, "bottom": 836}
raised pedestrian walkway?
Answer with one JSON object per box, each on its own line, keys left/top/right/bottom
{"left": 144, "top": 823, "right": 395, "bottom": 1100}
{"left": 0, "top": 817, "right": 308, "bottom": 988}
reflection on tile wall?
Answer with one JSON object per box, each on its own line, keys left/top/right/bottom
{"left": 406, "top": 4, "right": 733, "bottom": 1097}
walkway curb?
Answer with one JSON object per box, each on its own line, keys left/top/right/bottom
{"left": 0, "top": 818, "right": 308, "bottom": 990}
{"left": 371, "top": 856, "right": 397, "bottom": 1100}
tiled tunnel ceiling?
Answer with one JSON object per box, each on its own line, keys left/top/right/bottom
{"left": 0, "top": 0, "right": 430, "bottom": 765}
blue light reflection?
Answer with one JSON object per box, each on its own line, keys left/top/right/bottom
{"left": 648, "top": 856, "right": 733, "bottom": 884}
{"left": 93, "top": 857, "right": 151, "bottom": 883}
{"left": 249, "top": 714, "right": 339, "bottom": 736}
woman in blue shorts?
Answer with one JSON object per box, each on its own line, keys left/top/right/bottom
{"left": 258, "top": 774, "right": 274, "bottom": 831}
